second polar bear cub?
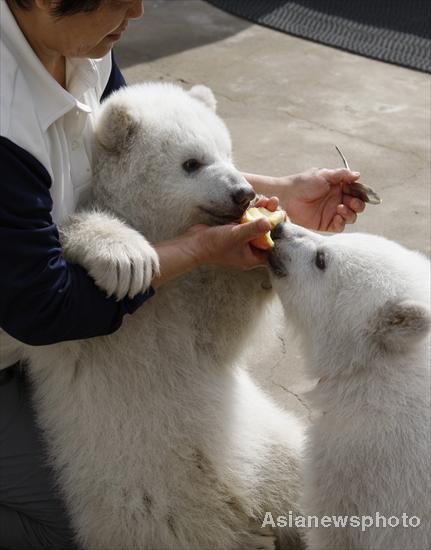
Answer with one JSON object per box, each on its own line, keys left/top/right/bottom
{"left": 268, "top": 222, "right": 430, "bottom": 550}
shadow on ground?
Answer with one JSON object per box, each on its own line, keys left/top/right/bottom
{"left": 115, "top": 0, "right": 251, "bottom": 67}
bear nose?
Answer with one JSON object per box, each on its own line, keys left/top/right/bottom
{"left": 231, "top": 186, "right": 256, "bottom": 208}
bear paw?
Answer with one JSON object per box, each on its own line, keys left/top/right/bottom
{"left": 85, "top": 234, "right": 159, "bottom": 300}
{"left": 61, "top": 210, "right": 160, "bottom": 300}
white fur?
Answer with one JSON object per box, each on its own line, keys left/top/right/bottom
{"left": 269, "top": 223, "right": 431, "bottom": 550}
{"left": 9, "top": 83, "right": 305, "bottom": 550}
{"left": 60, "top": 210, "right": 160, "bottom": 299}
{"left": 188, "top": 84, "right": 218, "bottom": 112}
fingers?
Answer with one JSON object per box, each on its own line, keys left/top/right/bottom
{"left": 254, "top": 195, "right": 280, "bottom": 211}
{"left": 343, "top": 194, "right": 366, "bottom": 214}
{"left": 334, "top": 192, "right": 364, "bottom": 231}
{"left": 322, "top": 168, "right": 361, "bottom": 185}
{"left": 234, "top": 217, "right": 271, "bottom": 242}
{"left": 336, "top": 203, "right": 357, "bottom": 225}
{"left": 268, "top": 196, "right": 280, "bottom": 211}
{"left": 328, "top": 213, "right": 346, "bottom": 233}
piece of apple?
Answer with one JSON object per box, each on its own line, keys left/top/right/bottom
{"left": 240, "top": 207, "right": 286, "bottom": 250}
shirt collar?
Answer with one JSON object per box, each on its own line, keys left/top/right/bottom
{"left": 1, "top": 1, "right": 99, "bottom": 131}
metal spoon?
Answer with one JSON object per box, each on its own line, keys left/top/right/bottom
{"left": 335, "top": 146, "right": 382, "bottom": 205}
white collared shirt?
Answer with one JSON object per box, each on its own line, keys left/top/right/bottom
{"left": 0, "top": 0, "right": 112, "bottom": 224}
{"left": 0, "top": 0, "right": 117, "bottom": 368}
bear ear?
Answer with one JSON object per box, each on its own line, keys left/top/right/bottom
{"left": 370, "top": 299, "right": 431, "bottom": 353}
{"left": 188, "top": 85, "right": 217, "bottom": 112}
{"left": 95, "top": 101, "right": 140, "bottom": 154}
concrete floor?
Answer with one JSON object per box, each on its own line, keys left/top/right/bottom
{"left": 115, "top": 0, "right": 431, "bottom": 419}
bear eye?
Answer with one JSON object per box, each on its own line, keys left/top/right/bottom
{"left": 315, "top": 250, "right": 326, "bottom": 270}
{"left": 182, "top": 159, "right": 202, "bottom": 173}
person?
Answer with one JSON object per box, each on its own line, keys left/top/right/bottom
{"left": 0, "top": 1, "right": 365, "bottom": 548}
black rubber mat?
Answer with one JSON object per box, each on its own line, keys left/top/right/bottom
{"left": 205, "top": 0, "right": 431, "bottom": 73}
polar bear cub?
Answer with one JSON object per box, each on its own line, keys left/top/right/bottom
{"left": 8, "top": 83, "right": 306, "bottom": 550}
{"left": 268, "top": 222, "right": 431, "bottom": 550}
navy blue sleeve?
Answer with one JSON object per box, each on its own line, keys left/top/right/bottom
{"left": 0, "top": 137, "right": 154, "bottom": 346}
{"left": 101, "top": 50, "right": 127, "bottom": 102}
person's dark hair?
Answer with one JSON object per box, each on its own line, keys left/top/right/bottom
{"left": 9, "top": 0, "right": 103, "bottom": 17}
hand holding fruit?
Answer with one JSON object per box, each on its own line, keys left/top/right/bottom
{"left": 240, "top": 207, "right": 286, "bottom": 250}
{"left": 155, "top": 193, "right": 286, "bottom": 281}
{"left": 183, "top": 193, "right": 287, "bottom": 270}
{"left": 186, "top": 216, "right": 272, "bottom": 270}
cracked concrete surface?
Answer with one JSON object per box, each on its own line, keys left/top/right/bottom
{"left": 115, "top": 0, "right": 430, "bottom": 420}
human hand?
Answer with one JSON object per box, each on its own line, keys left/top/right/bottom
{"left": 188, "top": 217, "right": 272, "bottom": 270}
{"left": 271, "top": 168, "right": 366, "bottom": 232}
{"left": 253, "top": 195, "right": 280, "bottom": 212}
{"left": 151, "top": 213, "right": 274, "bottom": 288}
